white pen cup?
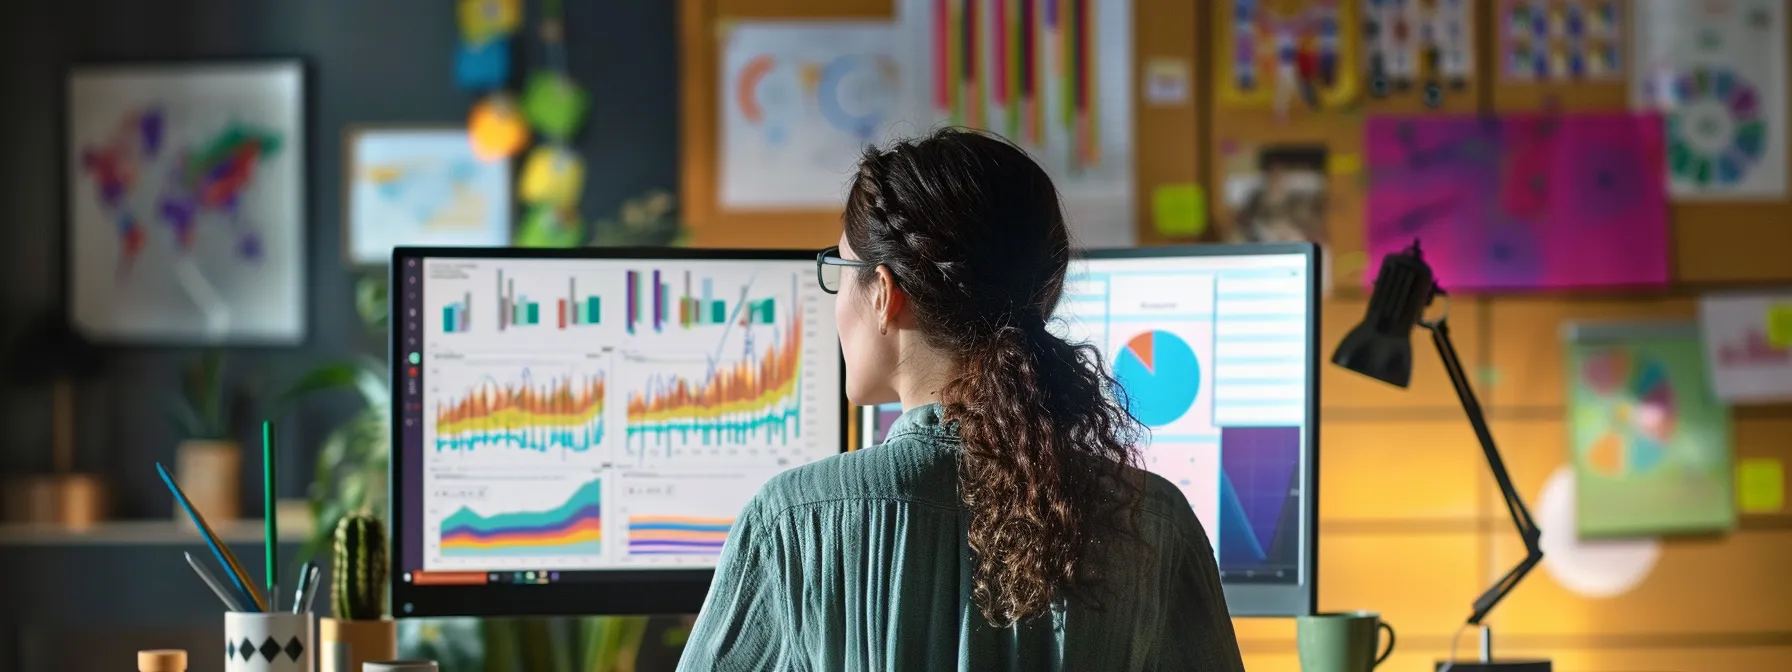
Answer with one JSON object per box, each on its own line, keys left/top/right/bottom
{"left": 224, "top": 612, "right": 314, "bottom": 672}
{"left": 363, "top": 662, "right": 438, "bottom": 672}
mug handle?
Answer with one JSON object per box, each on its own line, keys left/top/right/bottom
{"left": 1371, "top": 621, "right": 1397, "bottom": 669}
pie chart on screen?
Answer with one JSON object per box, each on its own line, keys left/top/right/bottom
{"left": 1113, "top": 330, "right": 1201, "bottom": 427}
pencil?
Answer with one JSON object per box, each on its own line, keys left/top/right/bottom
{"left": 263, "top": 421, "right": 278, "bottom": 612}
{"left": 156, "top": 463, "right": 267, "bottom": 611}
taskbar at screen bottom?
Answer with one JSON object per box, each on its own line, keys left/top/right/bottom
{"left": 1218, "top": 565, "right": 1302, "bottom": 585}
{"left": 405, "top": 567, "right": 718, "bottom": 587}
{"left": 395, "top": 568, "right": 718, "bottom": 617}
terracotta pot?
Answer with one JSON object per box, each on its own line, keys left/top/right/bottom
{"left": 174, "top": 439, "right": 240, "bottom": 524}
{"left": 320, "top": 617, "right": 398, "bottom": 672}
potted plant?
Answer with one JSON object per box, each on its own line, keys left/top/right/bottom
{"left": 167, "top": 348, "right": 241, "bottom": 524}
{"left": 320, "top": 513, "right": 397, "bottom": 672}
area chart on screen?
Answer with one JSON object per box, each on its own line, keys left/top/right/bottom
{"left": 435, "top": 478, "right": 605, "bottom": 569}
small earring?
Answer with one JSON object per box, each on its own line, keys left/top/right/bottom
{"left": 879, "top": 324, "right": 889, "bottom": 336}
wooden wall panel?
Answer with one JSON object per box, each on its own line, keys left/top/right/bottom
{"left": 1319, "top": 533, "right": 1485, "bottom": 639}
{"left": 1487, "top": 418, "right": 1792, "bottom": 639}
{"left": 1321, "top": 296, "right": 1486, "bottom": 413}
{"left": 1320, "top": 420, "right": 1487, "bottom": 521}
{"left": 1484, "top": 297, "right": 1698, "bottom": 409}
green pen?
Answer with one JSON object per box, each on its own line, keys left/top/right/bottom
{"left": 263, "top": 421, "right": 278, "bottom": 612}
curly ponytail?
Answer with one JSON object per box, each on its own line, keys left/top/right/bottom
{"left": 844, "top": 129, "right": 1143, "bottom": 627}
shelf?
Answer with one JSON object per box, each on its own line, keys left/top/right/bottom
{"left": 0, "top": 518, "right": 314, "bottom": 546}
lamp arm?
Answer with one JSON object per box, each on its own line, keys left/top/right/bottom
{"left": 1422, "top": 318, "right": 1544, "bottom": 627}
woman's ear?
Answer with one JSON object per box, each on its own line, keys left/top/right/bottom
{"left": 871, "top": 265, "right": 904, "bottom": 335}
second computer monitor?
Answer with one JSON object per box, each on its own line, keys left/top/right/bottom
{"left": 864, "top": 242, "right": 1320, "bottom": 617}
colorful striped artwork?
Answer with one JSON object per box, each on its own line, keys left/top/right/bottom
{"left": 925, "top": 0, "right": 1108, "bottom": 171}
{"left": 897, "top": 0, "right": 1134, "bottom": 245}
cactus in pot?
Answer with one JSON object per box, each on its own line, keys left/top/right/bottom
{"left": 319, "top": 514, "right": 397, "bottom": 672}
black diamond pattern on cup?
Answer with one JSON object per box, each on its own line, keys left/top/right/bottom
{"left": 225, "top": 639, "right": 235, "bottom": 659}
{"left": 238, "top": 638, "right": 256, "bottom": 661}
{"left": 284, "top": 636, "right": 304, "bottom": 661}
{"left": 258, "top": 637, "right": 281, "bottom": 661}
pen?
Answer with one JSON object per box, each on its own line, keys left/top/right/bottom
{"left": 301, "top": 564, "right": 323, "bottom": 614}
{"left": 291, "top": 561, "right": 314, "bottom": 614}
{"left": 185, "top": 552, "right": 248, "bottom": 612}
{"left": 157, "top": 463, "right": 266, "bottom": 611}
{"left": 263, "top": 421, "right": 279, "bottom": 612}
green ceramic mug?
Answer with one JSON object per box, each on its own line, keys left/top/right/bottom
{"left": 1295, "top": 611, "right": 1396, "bottom": 672}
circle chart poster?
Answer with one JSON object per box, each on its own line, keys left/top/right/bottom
{"left": 1632, "top": 0, "right": 1788, "bottom": 200}
{"left": 718, "top": 21, "right": 913, "bottom": 209}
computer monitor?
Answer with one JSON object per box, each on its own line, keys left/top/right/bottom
{"left": 858, "top": 242, "right": 1320, "bottom": 616}
{"left": 389, "top": 247, "right": 846, "bottom": 617}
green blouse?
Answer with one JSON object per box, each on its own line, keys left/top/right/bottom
{"left": 677, "top": 404, "right": 1245, "bottom": 671}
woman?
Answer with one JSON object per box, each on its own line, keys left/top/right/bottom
{"left": 679, "top": 129, "right": 1243, "bottom": 671}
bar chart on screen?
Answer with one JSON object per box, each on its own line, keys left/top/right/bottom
{"left": 623, "top": 268, "right": 781, "bottom": 334}
{"left": 495, "top": 269, "right": 613, "bottom": 331}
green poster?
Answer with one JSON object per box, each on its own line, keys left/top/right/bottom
{"left": 1565, "top": 321, "right": 1735, "bottom": 538}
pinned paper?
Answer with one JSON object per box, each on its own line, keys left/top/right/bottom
{"left": 454, "top": 37, "right": 511, "bottom": 91}
{"left": 1768, "top": 303, "right": 1792, "bottom": 348}
{"left": 1143, "top": 58, "right": 1191, "bottom": 106}
{"left": 521, "top": 72, "right": 590, "bottom": 141}
{"left": 1151, "top": 183, "right": 1207, "bottom": 236}
{"left": 519, "top": 145, "right": 585, "bottom": 209}
{"left": 1699, "top": 293, "right": 1792, "bottom": 403}
{"left": 459, "top": 0, "right": 521, "bottom": 44}
{"left": 1737, "top": 458, "right": 1785, "bottom": 514}
{"left": 468, "top": 94, "right": 530, "bottom": 161}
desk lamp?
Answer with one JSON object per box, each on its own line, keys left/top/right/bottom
{"left": 1332, "top": 241, "right": 1550, "bottom": 672}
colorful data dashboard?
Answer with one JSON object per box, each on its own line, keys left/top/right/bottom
{"left": 1053, "top": 249, "right": 1315, "bottom": 602}
{"left": 395, "top": 254, "right": 842, "bottom": 581}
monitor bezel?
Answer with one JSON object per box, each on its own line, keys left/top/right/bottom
{"left": 1076, "top": 242, "right": 1321, "bottom": 618}
{"left": 388, "top": 245, "right": 852, "bottom": 618}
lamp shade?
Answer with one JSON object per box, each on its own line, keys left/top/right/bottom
{"left": 1330, "top": 241, "right": 1437, "bottom": 388}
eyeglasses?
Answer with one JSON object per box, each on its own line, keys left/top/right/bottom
{"left": 816, "top": 246, "right": 873, "bottom": 294}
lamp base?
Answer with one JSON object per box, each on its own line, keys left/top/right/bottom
{"left": 1436, "top": 660, "right": 1552, "bottom": 671}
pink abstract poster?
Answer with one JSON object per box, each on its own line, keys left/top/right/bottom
{"left": 1364, "top": 113, "right": 1671, "bottom": 292}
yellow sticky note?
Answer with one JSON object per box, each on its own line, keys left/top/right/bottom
{"left": 1327, "top": 152, "right": 1363, "bottom": 176}
{"left": 1152, "top": 183, "right": 1207, "bottom": 237}
{"left": 1767, "top": 303, "right": 1792, "bottom": 348}
{"left": 1738, "top": 458, "right": 1785, "bottom": 514}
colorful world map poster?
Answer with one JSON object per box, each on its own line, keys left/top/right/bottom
{"left": 1632, "top": 0, "right": 1787, "bottom": 200}
{"left": 66, "top": 62, "right": 304, "bottom": 344}
{"left": 1565, "top": 322, "right": 1735, "bottom": 538}
{"left": 346, "top": 128, "right": 512, "bottom": 265}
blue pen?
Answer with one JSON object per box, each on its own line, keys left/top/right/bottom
{"left": 157, "top": 463, "right": 267, "bottom": 611}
